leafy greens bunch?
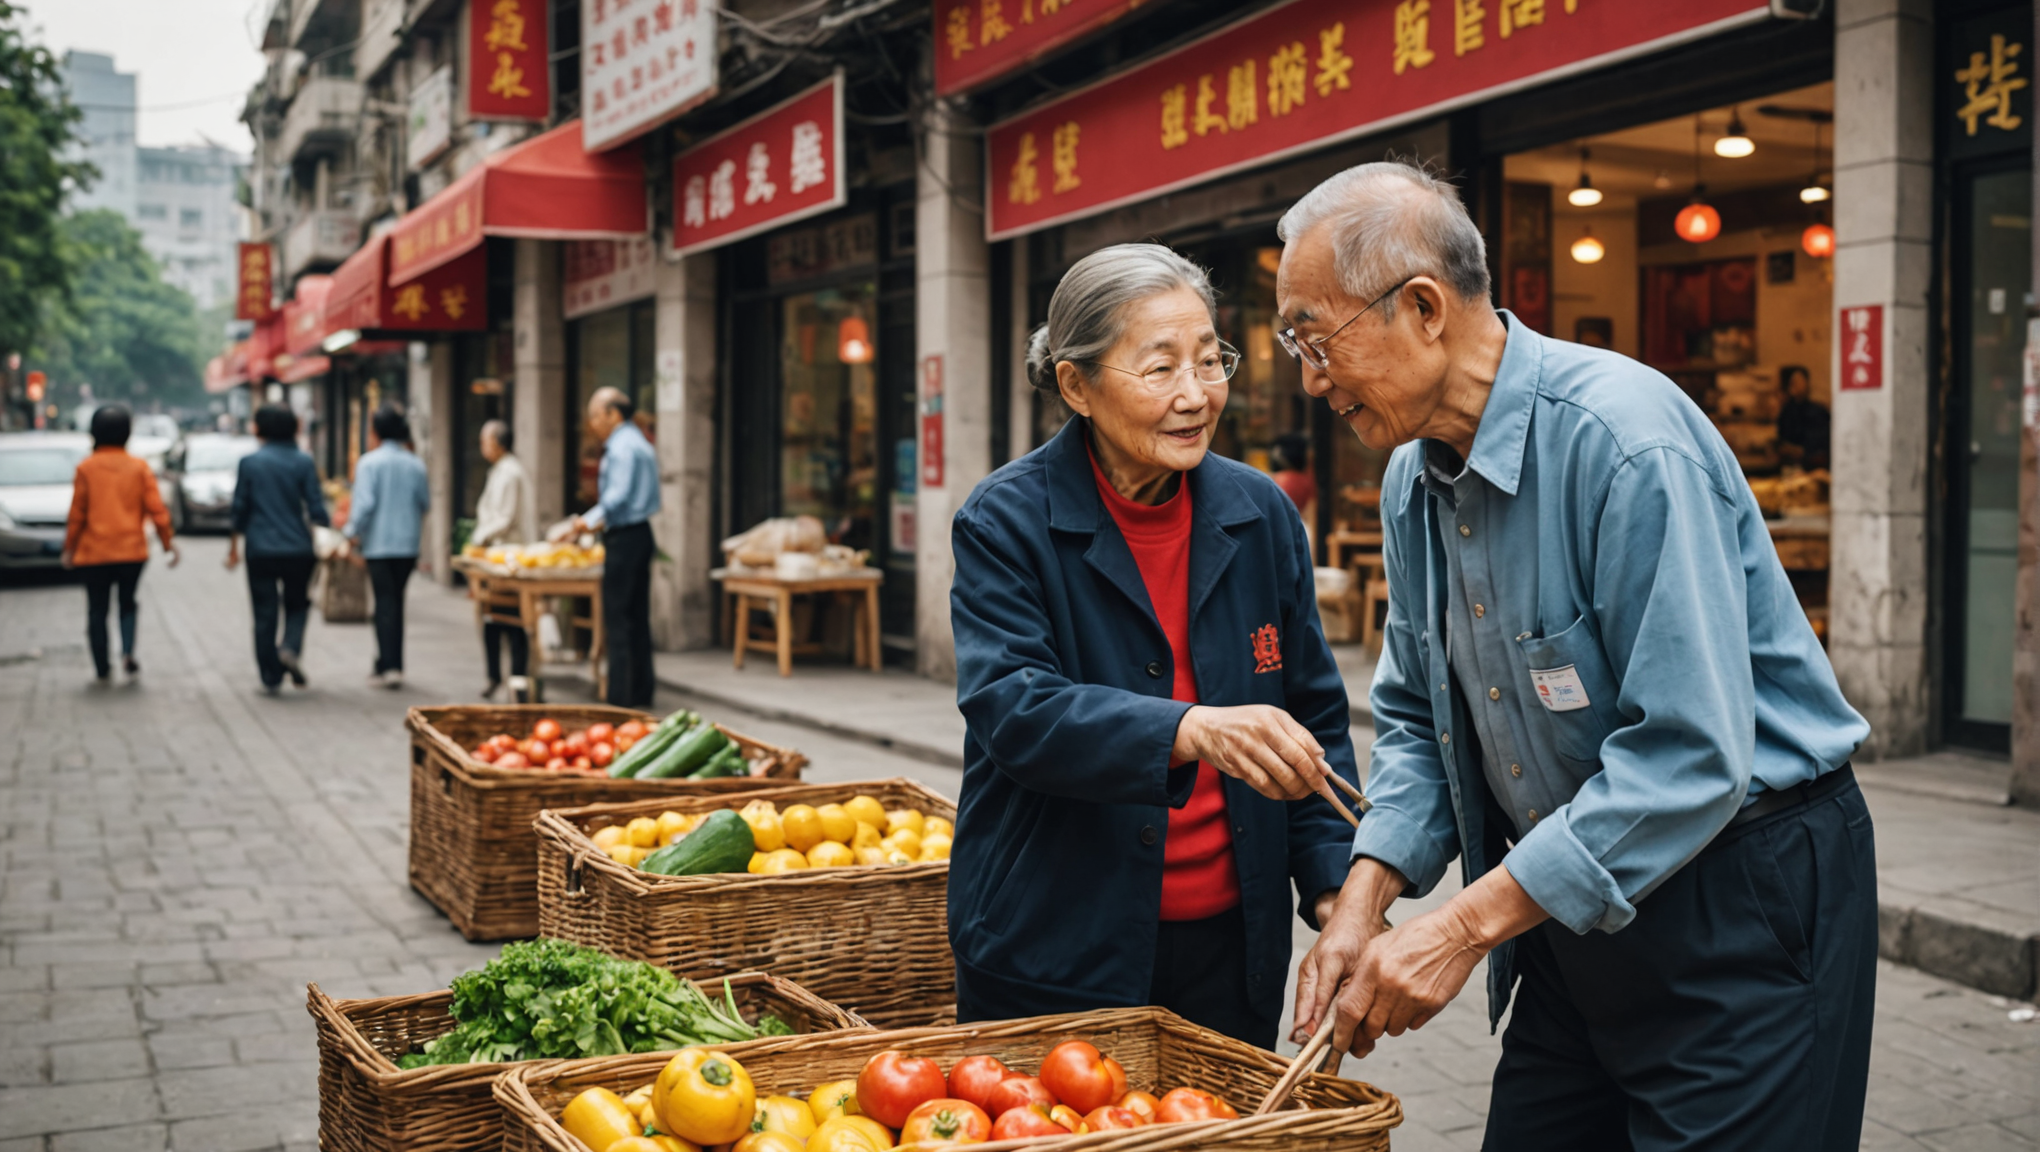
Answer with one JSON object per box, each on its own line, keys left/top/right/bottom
{"left": 399, "top": 938, "right": 792, "bottom": 1068}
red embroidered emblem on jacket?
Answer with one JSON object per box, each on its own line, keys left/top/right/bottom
{"left": 1251, "top": 623, "right": 1283, "bottom": 673}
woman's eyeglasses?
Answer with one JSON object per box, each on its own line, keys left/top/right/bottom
{"left": 1083, "top": 341, "right": 1241, "bottom": 395}
{"left": 1276, "top": 275, "right": 1417, "bottom": 371}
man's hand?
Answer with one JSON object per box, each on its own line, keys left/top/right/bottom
{"left": 223, "top": 542, "right": 239, "bottom": 571}
{"left": 1294, "top": 858, "right": 1406, "bottom": 1043}
{"left": 1173, "top": 704, "right": 1336, "bottom": 803}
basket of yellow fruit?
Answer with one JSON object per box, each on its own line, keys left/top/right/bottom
{"left": 460, "top": 541, "right": 607, "bottom": 576}
{"left": 535, "top": 779, "right": 957, "bottom": 1029}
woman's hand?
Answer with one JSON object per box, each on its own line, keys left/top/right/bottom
{"left": 1171, "top": 703, "right": 1336, "bottom": 801}
{"left": 164, "top": 543, "right": 181, "bottom": 569}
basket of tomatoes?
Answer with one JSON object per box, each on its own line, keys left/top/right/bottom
{"left": 493, "top": 1007, "right": 1401, "bottom": 1152}
{"left": 533, "top": 779, "right": 955, "bottom": 1028}
{"left": 406, "top": 705, "right": 804, "bottom": 941}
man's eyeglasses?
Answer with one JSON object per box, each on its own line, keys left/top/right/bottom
{"left": 1276, "top": 275, "right": 1418, "bottom": 371}
{"left": 1083, "top": 341, "right": 1242, "bottom": 395}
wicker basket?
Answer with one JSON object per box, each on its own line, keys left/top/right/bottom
{"left": 308, "top": 970, "right": 865, "bottom": 1152}
{"left": 535, "top": 778, "right": 956, "bottom": 1028}
{"left": 408, "top": 705, "right": 806, "bottom": 941}
{"left": 493, "top": 1007, "right": 1401, "bottom": 1152}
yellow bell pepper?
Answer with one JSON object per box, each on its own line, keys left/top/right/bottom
{"left": 808, "top": 1079, "right": 862, "bottom": 1124}
{"left": 808, "top": 1115, "right": 896, "bottom": 1152}
{"left": 562, "top": 1087, "right": 641, "bottom": 1152}
{"left": 752, "top": 1094, "right": 818, "bottom": 1141}
{"left": 654, "top": 1049, "right": 756, "bottom": 1146}
{"left": 732, "top": 1133, "right": 806, "bottom": 1152}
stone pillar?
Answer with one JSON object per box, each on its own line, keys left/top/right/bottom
{"left": 1007, "top": 240, "right": 1036, "bottom": 459}
{"left": 2014, "top": 5, "right": 2040, "bottom": 806}
{"left": 514, "top": 239, "right": 567, "bottom": 527}
{"left": 418, "top": 341, "right": 456, "bottom": 584}
{"left": 1828, "top": 0, "right": 1934, "bottom": 758}
{"left": 649, "top": 253, "right": 718, "bottom": 651}
{"left": 914, "top": 95, "right": 993, "bottom": 682}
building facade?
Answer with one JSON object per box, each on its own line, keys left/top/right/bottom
{"left": 135, "top": 143, "right": 247, "bottom": 311}
{"left": 60, "top": 51, "right": 138, "bottom": 219}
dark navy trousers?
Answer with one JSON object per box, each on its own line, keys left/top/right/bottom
{"left": 1483, "top": 774, "right": 1879, "bottom": 1151}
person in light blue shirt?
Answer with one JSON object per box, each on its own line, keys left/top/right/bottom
{"left": 345, "top": 404, "right": 430, "bottom": 688}
{"left": 568, "top": 386, "right": 660, "bottom": 706}
{"left": 1278, "top": 164, "right": 1875, "bottom": 1152}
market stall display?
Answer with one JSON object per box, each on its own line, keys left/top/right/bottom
{"left": 308, "top": 939, "right": 864, "bottom": 1152}
{"left": 453, "top": 543, "right": 608, "bottom": 699}
{"left": 493, "top": 1007, "right": 1402, "bottom": 1152}
{"left": 534, "top": 779, "right": 955, "bottom": 1028}
{"left": 407, "top": 705, "right": 804, "bottom": 941}
{"left": 589, "top": 793, "right": 953, "bottom": 873}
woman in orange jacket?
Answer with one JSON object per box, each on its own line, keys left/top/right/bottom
{"left": 63, "top": 405, "right": 180, "bottom": 682}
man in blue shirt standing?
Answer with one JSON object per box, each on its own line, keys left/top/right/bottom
{"left": 1278, "top": 163, "right": 1876, "bottom": 1151}
{"left": 568, "top": 386, "right": 660, "bottom": 707}
{"left": 344, "top": 404, "right": 430, "bottom": 688}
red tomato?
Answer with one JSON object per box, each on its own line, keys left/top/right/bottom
{"left": 1154, "top": 1088, "right": 1236, "bottom": 1124}
{"left": 1115, "top": 1091, "right": 1159, "bottom": 1124}
{"left": 616, "top": 719, "right": 647, "bottom": 740}
{"left": 945, "top": 1055, "right": 1015, "bottom": 1116}
{"left": 563, "top": 732, "right": 590, "bottom": 755}
{"left": 1039, "top": 1041, "right": 1119, "bottom": 1115}
{"left": 614, "top": 734, "right": 636, "bottom": 752}
{"left": 521, "top": 739, "right": 550, "bottom": 761}
{"left": 856, "top": 1051, "right": 949, "bottom": 1129}
{"left": 544, "top": 757, "right": 568, "bottom": 772}
{"left": 1103, "top": 1057, "right": 1128, "bottom": 1100}
{"left": 985, "top": 1076, "right": 1056, "bottom": 1119}
{"left": 898, "top": 1098, "right": 992, "bottom": 1145}
{"left": 470, "top": 744, "right": 499, "bottom": 763}
{"left": 1048, "top": 1105, "right": 1087, "bottom": 1134}
{"left": 990, "top": 1104, "right": 1071, "bottom": 1141}
{"left": 488, "top": 733, "right": 518, "bottom": 750}
{"left": 532, "top": 718, "right": 563, "bottom": 742}
{"left": 571, "top": 756, "right": 592, "bottom": 772}
{"left": 586, "top": 722, "right": 616, "bottom": 744}
{"left": 549, "top": 739, "right": 570, "bottom": 759}
{"left": 589, "top": 741, "right": 616, "bottom": 768}
{"left": 494, "top": 752, "right": 529, "bottom": 770}
{"left": 1084, "top": 1105, "right": 1145, "bottom": 1131}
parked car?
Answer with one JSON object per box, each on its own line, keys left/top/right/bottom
{"left": 127, "top": 414, "right": 185, "bottom": 531}
{"left": 171, "top": 433, "right": 260, "bottom": 532}
{"left": 0, "top": 432, "right": 92, "bottom": 570}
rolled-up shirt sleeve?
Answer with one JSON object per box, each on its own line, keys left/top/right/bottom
{"left": 1501, "top": 446, "right": 1756, "bottom": 935}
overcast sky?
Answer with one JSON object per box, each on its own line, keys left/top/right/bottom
{"left": 23, "top": 0, "right": 268, "bottom": 152}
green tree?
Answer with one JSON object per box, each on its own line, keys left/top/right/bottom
{"left": 0, "top": 0, "right": 92, "bottom": 359}
{"left": 31, "top": 210, "right": 210, "bottom": 407}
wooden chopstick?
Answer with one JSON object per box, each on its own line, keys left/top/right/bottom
{"left": 1321, "top": 786, "right": 1360, "bottom": 830}
{"left": 1254, "top": 1013, "right": 1337, "bottom": 1114}
{"left": 1328, "top": 771, "right": 1371, "bottom": 812}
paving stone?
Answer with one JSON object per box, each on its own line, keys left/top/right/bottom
{"left": 50, "top": 1124, "right": 169, "bottom": 1152}
{"left": 0, "top": 1077, "right": 159, "bottom": 1141}
{"left": 48, "top": 1040, "right": 149, "bottom": 1085}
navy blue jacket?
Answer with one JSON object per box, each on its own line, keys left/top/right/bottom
{"left": 948, "top": 417, "right": 1360, "bottom": 1026}
{"left": 232, "top": 442, "right": 328, "bottom": 557}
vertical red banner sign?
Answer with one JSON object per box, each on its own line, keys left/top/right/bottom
{"left": 934, "top": 0, "right": 1160, "bottom": 96}
{"left": 921, "top": 355, "right": 945, "bottom": 489}
{"left": 1840, "top": 304, "right": 1884, "bottom": 391}
{"left": 470, "top": 0, "right": 550, "bottom": 121}
{"left": 236, "top": 242, "right": 275, "bottom": 321}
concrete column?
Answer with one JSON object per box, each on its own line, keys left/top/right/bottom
{"left": 914, "top": 96, "right": 992, "bottom": 682}
{"left": 1828, "top": 0, "right": 1934, "bottom": 758}
{"left": 2015, "top": 7, "right": 2040, "bottom": 806}
{"left": 514, "top": 239, "right": 567, "bottom": 527}
{"left": 1007, "top": 240, "right": 1036, "bottom": 459}
{"left": 417, "top": 340, "right": 455, "bottom": 584}
{"left": 649, "top": 253, "right": 718, "bottom": 651}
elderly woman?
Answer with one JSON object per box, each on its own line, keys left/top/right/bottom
{"left": 947, "top": 243, "right": 1362, "bottom": 1047}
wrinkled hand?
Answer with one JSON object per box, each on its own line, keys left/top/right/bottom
{"left": 1172, "top": 704, "right": 1335, "bottom": 802}
{"left": 1293, "top": 860, "right": 1404, "bottom": 1043}
{"left": 1331, "top": 906, "right": 1485, "bottom": 1058}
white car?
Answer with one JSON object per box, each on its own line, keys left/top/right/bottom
{"left": 0, "top": 432, "right": 91, "bottom": 569}
{"left": 171, "top": 433, "right": 260, "bottom": 532}
{"left": 127, "top": 414, "right": 184, "bottom": 530}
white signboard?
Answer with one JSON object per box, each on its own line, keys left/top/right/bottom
{"left": 580, "top": 0, "right": 717, "bottom": 153}
{"left": 563, "top": 235, "right": 658, "bottom": 320}
{"left": 407, "top": 67, "right": 453, "bottom": 171}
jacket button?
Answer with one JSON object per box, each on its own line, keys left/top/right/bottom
{"left": 1140, "top": 825, "right": 1159, "bottom": 846}
{"left": 1511, "top": 763, "right": 1522, "bottom": 778}
{"left": 1145, "top": 660, "right": 1164, "bottom": 678}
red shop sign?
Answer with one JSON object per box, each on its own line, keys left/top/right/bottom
{"left": 934, "top": 0, "right": 1161, "bottom": 97}
{"left": 469, "top": 0, "right": 550, "bottom": 121}
{"left": 921, "top": 355, "right": 945, "bottom": 489}
{"left": 1840, "top": 304, "right": 1883, "bottom": 391}
{"left": 986, "top": 0, "right": 1768, "bottom": 240}
{"left": 236, "top": 242, "right": 276, "bottom": 321}
{"left": 669, "top": 72, "right": 845, "bottom": 258}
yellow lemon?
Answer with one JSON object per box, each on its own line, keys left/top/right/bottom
{"left": 606, "top": 843, "right": 637, "bottom": 866}
{"left": 883, "top": 827, "right": 921, "bottom": 860}
{"left": 626, "top": 817, "right": 660, "bottom": 849}
{"left": 815, "top": 804, "right": 856, "bottom": 844}
{"left": 850, "top": 821, "right": 883, "bottom": 851}
{"left": 842, "top": 795, "right": 887, "bottom": 829}
{"left": 885, "top": 809, "right": 925, "bottom": 837}
{"left": 747, "top": 851, "right": 766, "bottom": 874}
{"left": 741, "top": 808, "right": 786, "bottom": 852}
{"left": 806, "top": 840, "right": 855, "bottom": 869}
{"left": 882, "top": 848, "right": 913, "bottom": 866}
{"left": 781, "top": 805, "right": 825, "bottom": 854}
{"left": 923, "top": 816, "right": 954, "bottom": 840}
{"left": 628, "top": 846, "right": 652, "bottom": 867}
{"left": 760, "top": 848, "right": 809, "bottom": 874}
{"left": 592, "top": 825, "right": 628, "bottom": 851}
{"left": 918, "top": 833, "right": 952, "bottom": 861}
{"left": 656, "top": 811, "right": 691, "bottom": 845}
{"left": 854, "top": 845, "right": 887, "bottom": 866}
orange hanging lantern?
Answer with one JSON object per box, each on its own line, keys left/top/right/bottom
{"left": 1675, "top": 201, "right": 1721, "bottom": 244}
{"left": 837, "top": 315, "right": 874, "bottom": 364}
{"left": 1801, "top": 222, "right": 1835, "bottom": 258}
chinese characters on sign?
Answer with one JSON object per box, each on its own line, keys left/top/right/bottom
{"left": 935, "top": 0, "right": 1160, "bottom": 96}
{"left": 921, "top": 355, "right": 945, "bottom": 489}
{"left": 1840, "top": 305, "right": 1883, "bottom": 391}
{"left": 236, "top": 242, "right": 275, "bottom": 321}
{"left": 564, "top": 236, "right": 659, "bottom": 319}
{"left": 670, "top": 73, "right": 844, "bottom": 257}
{"left": 1955, "top": 32, "right": 2027, "bottom": 136}
{"left": 581, "top": 0, "right": 717, "bottom": 152}
{"left": 986, "top": 0, "right": 1760, "bottom": 239}
{"left": 469, "top": 0, "right": 549, "bottom": 120}
{"left": 328, "top": 242, "right": 488, "bottom": 333}
{"left": 389, "top": 178, "right": 486, "bottom": 283}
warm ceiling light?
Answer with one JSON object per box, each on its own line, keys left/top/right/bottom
{"left": 1568, "top": 148, "right": 1603, "bottom": 207}
{"left": 1714, "top": 108, "right": 1754, "bottom": 158}
{"left": 837, "top": 315, "right": 874, "bottom": 364}
{"left": 1570, "top": 231, "right": 1606, "bottom": 264}
{"left": 1802, "top": 222, "right": 1835, "bottom": 258}
{"left": 1654, "top": 169, "right": 1674, "bottom": 190}
{"left": 1676, "top": 200, "right": 1722, "bottom": 243}
{"left": 1800, "top": 183, "right": 1831, "bottom": 203}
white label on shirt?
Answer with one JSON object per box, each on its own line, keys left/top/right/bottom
{"left": 1529, "top": 666, "right": 1592, "bottom": 712}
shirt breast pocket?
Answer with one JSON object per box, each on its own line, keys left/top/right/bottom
{"left": 1514, "top": 614, "right": 1621, "bottom": 765}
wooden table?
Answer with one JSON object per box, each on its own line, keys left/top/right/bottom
{"left": 712, "top": 567, "right": 884, "bottom": 677}
{"left": 453, "top": 558, "right": 607, "bottom": 700}
{"left": 1326, "top": 528, "right": 1384, "bottom": 574}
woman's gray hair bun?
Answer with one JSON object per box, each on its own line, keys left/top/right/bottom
{"left": 1025, "top": 243, "right": 1216, "bottom": 394}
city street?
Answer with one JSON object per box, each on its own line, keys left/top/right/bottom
{"left": 2, "top": 538, "right": 2035, "bottom": 1151}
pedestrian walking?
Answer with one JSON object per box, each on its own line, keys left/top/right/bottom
{"left": 566, "top": 386, "right": 659, "bottom": 708}
{"left": 62, "top": 404, "right": 180, "bottom": 683}
{"left": 945, "top": 244, "right": 1358, "bottom": 1048}
{"left": 344, "top": 403, "right": 430, "bottom": 689}
{"left": 1278, "top": 163, "right": 1875, "bottom": 1151}
{"left": 225, "top": 403, "right": 328, "bottom": 694}
{"left": 469, "top": 418, "right": 537, "bottom": 700}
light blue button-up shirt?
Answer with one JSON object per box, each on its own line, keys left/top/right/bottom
{"left": 584, "top": 420, "right": 660, "bottom": 530}
{"left": 344, "top": 442, "right": 429, "bottom": 560}
{"left": 1354, "top": 314, "right": 1867, "bottom": 980}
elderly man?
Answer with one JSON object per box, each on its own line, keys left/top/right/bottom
{"left": 1279, "top": 162, "right": 1875, "bottom": 1151}
{"left": 569, "top": 387, "right": 660, "bottom": 707}
{"left": 471, "top": 419, "right": 538, "bottom": 700}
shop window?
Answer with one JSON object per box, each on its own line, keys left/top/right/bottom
{"left": 568, "top": 299, "right": 656, "bottom": 514}
{"left": 778, "top": 285, "right": 881, "bottom": 553}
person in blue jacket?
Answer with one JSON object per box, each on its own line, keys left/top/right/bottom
{"left": 948, "top": 243, "right": 1364, "bottom": 1048}
{"left": 344, "top": 404, "right": 431, "bottom": 689}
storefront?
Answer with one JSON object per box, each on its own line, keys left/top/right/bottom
{"left": 564, "top": 235, "right": 660, "bottom": 517}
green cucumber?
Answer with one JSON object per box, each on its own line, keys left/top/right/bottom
{"left": 639, "top": 723, "right": 730, "bottom": 780}
{"left": 608, "top": 711, "right": 696, "bottom": 778}
{"left": 687, "top": 745, "right": 748, "bottom": 779}
{"left": 640, "top": 809, "right": 756, "bottom": 875}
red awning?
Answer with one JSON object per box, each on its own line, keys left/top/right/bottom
{"left": 325, "top": 233, "right": 488, "bottom": 335}
{"left": 388, "top": 121, "right": 646, "bottom": 285}
{"left": 276, "top": 354, "right": 331, "bottom": 384}
{"left": 244, "top": 314, "right": 284, "bottom": 381}
{"left": 204, "top": 352, "right": 247, "bottom": 394}
{"left": 283, "top": 276, "right": 333, "bottom": 357}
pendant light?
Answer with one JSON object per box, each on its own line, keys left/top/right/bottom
{"left": 1570, "top": 226, "right": 1605, "bottom": 264}
{"left": 836, "top": 314, "right": 874, "bottom": 364}
{"left": 1714, "top": 106, "right": 1754, "bottom": 158}
{"left": 1567, "top": 148, "right": 1603, "bottom": 207}
{"left": 1801, "top": 223, "right": 1835, "bottom": 258}
{"left": 1799, "top": 121, "right": 1831, "bottom": 203}
{"left": 1676, "top": 116, "right": 1722, "bottom": 244}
